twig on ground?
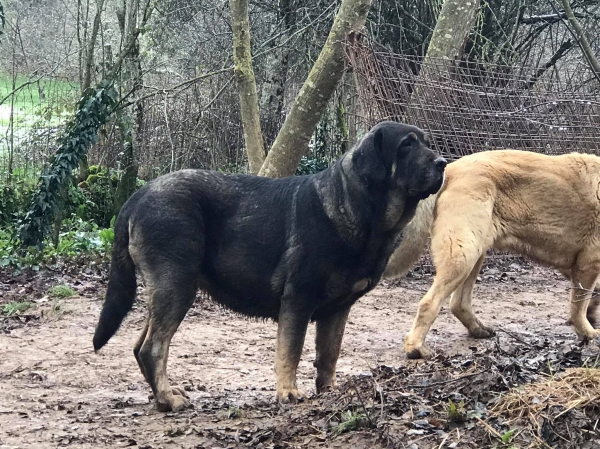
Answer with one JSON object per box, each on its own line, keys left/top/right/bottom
{"left": 437, "top": 433, "right": 451, "bottom": 448}
{"left": 498, "top": 327, "right": 531, "bottom": 345}
{"left": 402, "top": 371, "right": 483, "bottom": 389}
{"left": 474, "top": 415, "right": 503, "bottom": 439}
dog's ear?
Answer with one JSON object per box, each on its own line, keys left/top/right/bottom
{"left": 353, "top": 128, "right": 386, "bottom": 183}
{"left": 399, "top": 132, "right": 417, "bottom": 148}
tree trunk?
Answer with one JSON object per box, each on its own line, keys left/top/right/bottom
{"left": 560, "top": 0, "right": 600, "bottom": 78}
{"left": 78, "top": 0, "right": 106, "bottom": 182}
{"left": 113, "top": 109, "right": 139, "bottom": 218}
{"left": 407, "top": 0, "right": 480, "bottom": 132}
{"left": 113, "top": 0, "right": 143, "bottom": 217}
{"left": 423, "top": 0, "right": 480, "bottom": 63}
{"left": 231, "top": 0, "right": 265, "bottom": 175}
{"left": 410, "top": 0, "right": 480, "bottom": 101}
{"left": 258, "top": 0, "right": 293, "bottom": 150}
{"left": 258, "top": 0, "right": 372, "bottom": 179}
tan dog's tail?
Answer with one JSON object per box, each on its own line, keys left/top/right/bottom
{"left": 383, "top": 193, "right": 438, "bottom": 279}
{"left": 93, "top": 212, "right": 137, "bottom": 351}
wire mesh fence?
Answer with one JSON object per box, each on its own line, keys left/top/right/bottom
{"left": 345, "top": 34, "right": 600, "bottom": 161}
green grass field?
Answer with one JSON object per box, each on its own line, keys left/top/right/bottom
{"left": 0, "top": 72, "right": 80, "bottom": 173}
{"left": 0, "top": 71, "right": 80, "bottom": 127}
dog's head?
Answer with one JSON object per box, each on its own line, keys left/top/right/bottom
{"left": 350, "top": 121, "right": 446, "bottom": 200}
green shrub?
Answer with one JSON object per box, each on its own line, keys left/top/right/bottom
{"left": 2, "top": 301, "right": 33, "bottom": 316}
{"left": 48, "top": 284, "right": 77, "bottom": 298}
{"left": 76, "top": 170, "right": 116, "bottom": 227}
{"left": 0, "top": 214, "right": 114, "bottom": 271}
{"left": 0, "top": 180, "right": 36, "bottom": 229}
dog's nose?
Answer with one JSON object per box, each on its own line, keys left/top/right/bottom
{"left": 434, "top": 157, "right": 447, "bottom": 169}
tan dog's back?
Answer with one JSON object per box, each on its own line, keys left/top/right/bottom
{"left": 437, "top": 150, "right": 600, "bottom": 270}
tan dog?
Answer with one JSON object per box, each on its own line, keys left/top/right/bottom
{"left": 384, "top": 149, "right": 600, "bottom": 359}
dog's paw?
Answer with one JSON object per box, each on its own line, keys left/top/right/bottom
{"left": 580, "top": 328, "right": 600, "bottom": 344}
{"left": 316, "top": 380, "right": 337, "bottom": 394}
{"left": 404, "top": 343, "right": 433, "bottom": 360}
{"left": 315, "top": 373, "right": 337, "bottom": 394}
{"left": 404, "top": 333, "right": 433, "bottom": 359}
{"left": 170, "top": 386, "right": 190, "bottom": 398}
{"left": 155, "top": 394, "right": 191, "bottom": 412}
{"left": 148, "top": 386, "right": 190, "bottom": 401}
{"left": 276, "top": 387, "right": 306, "bottom": 403}
{"left": 150, "top": 386, "right": 192, "bottom": 412}
{"left": 469, "top": 324, "right": 495, "bottom": 339}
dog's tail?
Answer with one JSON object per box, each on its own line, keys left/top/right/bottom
{"left": 383, "top": 193, "right": 438, "bottom": 279}
{"left": 93, "top": 210, "right": 137, "bottom": 352}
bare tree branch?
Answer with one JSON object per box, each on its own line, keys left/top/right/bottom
{"left": 526, "top": 39, "right": 573, "bottom": 89}
{"left": 559, "top": 0, "right": 600, "bottom": 78}
{"left": 82, "top": 0, "right": 106, "bottom": 91}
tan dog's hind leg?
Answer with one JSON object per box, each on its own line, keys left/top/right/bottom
{"left": 569, "top": 259, "right": 600, "bottom": 341}
{"left": 275, "top": 303, "right": 311, "bottom": 403}
{"left": 449, "top": 255, "right": 495, "bottom": 338}
{"left": 561, "top": 268, "right": 600, "bottom": 327}
{"left": 404, "top": 273, "right": 470, "bottom": 359}
{"left": 587, "top": 296, "right": 600, "bottom": 327}
{"left": 314, "top": 306, "right": 351, "bottom": 393}
{"left": 404, "top": 201, "right": 491, "bottom": 360}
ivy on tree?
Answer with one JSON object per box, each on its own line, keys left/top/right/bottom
{"left": 19, "top": 81, "right": 118, "bottom": 248}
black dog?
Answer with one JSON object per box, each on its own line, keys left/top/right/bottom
{"left": 93, "top": 121, "right": 446, "bottom": 411}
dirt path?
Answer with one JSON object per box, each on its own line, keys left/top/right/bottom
{"left": 0, "top": 265, "right": 594, "bottom": 448}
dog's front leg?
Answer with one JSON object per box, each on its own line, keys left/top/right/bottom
{"left": 275, "top": 300, "right": 312, "bottom": 403}
{"left": 314, "top": 306, "right": 351, "bottom": 393}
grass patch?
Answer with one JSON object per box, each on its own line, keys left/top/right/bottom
{"left": 0, "top": 71, "right": 79, "bottom": 107}
{"left": 446, "top": 398, "right": 467, "bottom": 423}
{"left": 331, "top": 409, "right": 371, "bottom": 437}
{"left": 48, "top": 284, "right": 76, "bottom": 298}
{"left": 2, "top": 300, "right": 33, "bottom": 316}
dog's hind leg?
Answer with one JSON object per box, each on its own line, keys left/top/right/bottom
{"left": 314, "top": 306, "right": 351, "bottom": 394}
{"left": 135, "top": 318, "right": 174, "bottom": 403}
{"left": 561, "top": 268, "right": 600, "bottom": 327}
{"left": 587, "top": 297, "right": 600, "bottom": 328}
{"left": 404, "top": 273, "right": 472, "bottom": 359}
{"left": 133, "top": 318, "right": 149, "bottom": 383}
{"left": 404, "top": 220, "right": 488, "bottom": 359}
{"left": 137, "top": 278, "right": 196, "bottom": 412}
{"left": 568, "top": 257, "right": 600, "bottom": 341}
{"left": 449, "top": 255, "right": 495, "bottom": 338}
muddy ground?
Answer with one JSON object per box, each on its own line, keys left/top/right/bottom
{"left": 1, "top": 260, "right": 599, "bottom": 448}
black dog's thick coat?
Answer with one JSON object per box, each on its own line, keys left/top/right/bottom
{"left": 93, "top": 121, "right": 446, "bottom": 411}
